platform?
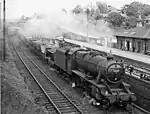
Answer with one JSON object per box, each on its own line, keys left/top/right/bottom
{"left": 64, "top": 39, "right": 150, "bottom": 65}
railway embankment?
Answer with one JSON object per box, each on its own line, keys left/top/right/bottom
{"left": 1, "top": 36, "right": 48, "bottom": 114}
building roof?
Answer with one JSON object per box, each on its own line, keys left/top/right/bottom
{"left": 115, "top": 25, "right": 150, "bottom": 39}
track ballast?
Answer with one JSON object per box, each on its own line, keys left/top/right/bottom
{"left": 12, "top": 42, "right": 84, "bottom": 114}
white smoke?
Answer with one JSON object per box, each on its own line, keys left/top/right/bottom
{"left": 23, "top": 11, "right": 67, "bottom": 37}
{"left": 22, "top": 9, "right": 114, "bottom": 42}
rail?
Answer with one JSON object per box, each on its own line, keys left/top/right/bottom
{"left": 131, "top": 103, "right": 150, "bottom": 114}
{"left": 124, "top": 63, "right": 150, "bottom": 82}
{"left": 12, "top": 41, "right": 84, "bottom": 114}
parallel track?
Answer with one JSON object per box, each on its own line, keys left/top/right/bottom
{"left": 12, "top": 41, "right": 84, "bottom": 114}
{"left": 124, "top": 63, "right": 150, "bottom": 78}
{"left": 130, "top": 103, "right": 150, "bottom": 114}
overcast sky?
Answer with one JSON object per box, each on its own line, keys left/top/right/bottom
{"left": 0, "top": 0, "right": 150, "bottom": 19}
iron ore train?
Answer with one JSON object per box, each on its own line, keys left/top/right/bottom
{"left": 24, "top": 37, "right": 136, "bottom": 109}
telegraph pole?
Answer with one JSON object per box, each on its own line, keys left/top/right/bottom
{"left": 86, "top": 8, "right": 89, "bottom": 40}
{"left": 87, "top": 9, "right": 88, "bottom": 38}
{"left": 3, "top": 0, "right": 6, "bottom": 61}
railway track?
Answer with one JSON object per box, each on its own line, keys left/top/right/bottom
{"left": 13, "top": 36, "right": 150, "bottom": 114}
{"left": 130, "top": 103, "right": 150, "bottom": 114}
{"left": 125, "top": 64, "right": 150, "bottom": 82}
{"left": 12, "top": 41, "right": 84, "bottom": 114}
{"left": 124, "top": 63, "right": 150, "bottom": 75}
{"left": 131, "top": 64, "right": 150, "bottom": 73}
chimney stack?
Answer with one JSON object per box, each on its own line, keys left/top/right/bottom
{"left": 137, "top": 14, "right": 142, "bottom": 27}
{"left": 145, "top": 24, "right": 150, "bottom": 29}
{"left": 144, "top": 14, "right": 150, "bottom": 29}
{"left": 0, "top": 3, "right": 1, "bottom": 30}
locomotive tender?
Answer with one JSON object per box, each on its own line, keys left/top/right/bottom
{"left": 27, "top": 37, "right": 136, "bottom": 109}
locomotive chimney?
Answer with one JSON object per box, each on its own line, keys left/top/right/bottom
{"left": 107, "top": 50, "right": 113, "bottom": 60}
{"left": 107, "top": 55, "right": 113, "bottom": 60}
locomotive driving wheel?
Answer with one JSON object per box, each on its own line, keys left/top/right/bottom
{"left": 118, "top": 100, "right": 127, "bottom": 108}
{"left": 101, "top": 99, "right": 111, "bottom": 110}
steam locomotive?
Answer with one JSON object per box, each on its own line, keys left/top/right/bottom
{"left": 26, "top": 37, "right": 136, "bottom": 109}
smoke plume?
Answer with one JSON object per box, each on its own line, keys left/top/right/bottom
{"left": 22, "top": 10, "right": 114, "bottom": 43}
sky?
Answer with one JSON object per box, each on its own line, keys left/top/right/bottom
{"left": 0, "top": 0, "right": 150, "bottom": 19}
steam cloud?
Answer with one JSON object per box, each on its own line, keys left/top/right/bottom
{"left": 22, "top": 10, "right": 114, "bottom": 38}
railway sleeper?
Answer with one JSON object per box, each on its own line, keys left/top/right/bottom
{"left": 50, "top": 95, "right": 66, "bottom": 98}
{"left": 58, "top": 107, "right": 77, "bottom": 111}
{"left": 47, "top": 93, "right": 61, "bottom": 96}
{"left": 46, "top": 89, "right": 59, "bottom": 92}
{"left": 60, "top": 111, "right": 78, "bottom": 114}
{"left": 58, "top": 105, "right": 74, "bottom": 109}
{"left": 45, "top": 104, "right": 56, "bottom": 109}
{"left": 57, "top": 105, "right": 74, "bottom": 109}
{"left": 45, "top": 87, "right": 57, "bottom": 91}
{"left": 51, "top": 98, "right": 69, "bottom": 101}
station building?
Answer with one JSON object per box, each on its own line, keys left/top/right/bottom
{"left": 115, "top": 16, "right": 150, "bottom": 55}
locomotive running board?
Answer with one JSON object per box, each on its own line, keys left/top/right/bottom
{"left": 72, "top": 70, "right": 106, "bottom": 89}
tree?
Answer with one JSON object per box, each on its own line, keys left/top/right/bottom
{"left": 120, "top": 2, "right": 150, "bottom": 29}
{"left": 84, "top": 8, "right": 91, "bottom": 20}
{"left": 72, "top": 5, "right": 83, "bottom": 14}
{"left": 83, "top": 3, "right": 97, "bottom": 20}
{"left": 124, "top": 17, "right": 138, "bottom": 29}
{"left": 121, "top": 2, "right": 150, "bottom": 18}
{"left": 89, "top": 7, "right": 95, "bottom": 18}
{"left": 62, "top": 8, "right": 67, "bottom": 14}
{"left": 20, "top": 15, "right": 26, "bottom": 21}
{"left": 121, "top": 4, "right": 139, "bottom": 17}
{"left": 83, "top": 2, "right": 108, "bottom": 25}
{"left": 96, "top": 1, "right": 108, "bottom": 14}
{"left": 107, "top": 12, "right": 125, "bottom": 27}
{"left": 94, "top": 9, "right": 103, "bottom": 20}
{"left": 142, "top": 4, "right": 150, "bottom": 16}
{"left": 130, "top": 2, "right": 142, "bottom": 11}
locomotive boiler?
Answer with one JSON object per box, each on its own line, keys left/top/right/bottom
{"left": 74, "top": 50, "right": 125, "bottom": 84}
